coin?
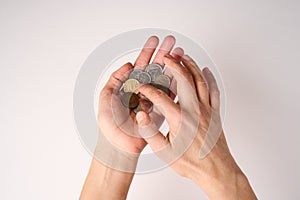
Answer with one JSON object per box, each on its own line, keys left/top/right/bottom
{"left": 150, "top": 83, "right": 170, "bottom": 96}
{"left": 120, "top": 92, "right": 139, "bottom": 109}
{"left": 145, "top": 63, "right": 163, "bottom": 73}
{"left": 137, "top": 72, "right": 151, "bottom": 84}
{"left": 148, "top": 68, "right": 162, "bottom": 82}
{"left": 120, "top": 63, "right": 170, "bottom": 113}
{"left": 123, "top": 79, "right": 139, "bottom": 94}
{"left": 133, "top": 99, "right": 153, "bottom": 114}
{"left": 129, "top": 69, "right": 143, "bottom": 79}
{"left": 154, "top": 74, "right": 171, "bottom": 88}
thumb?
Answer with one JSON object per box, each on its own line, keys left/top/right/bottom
{"left": 136, "top": 111, "right": 169, "bottom": 152}
{"left": 136, "top": 110, "right": 151, "bottom": 126}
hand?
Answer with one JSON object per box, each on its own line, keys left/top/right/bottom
{"left": 80, "top": 36, "right": 184, "bottom": 200}
{"left": 135, "top": 54, "right": 257, "bottom": 199}
{"left": 97, "top": 35, "right": 184, "bottom": 154}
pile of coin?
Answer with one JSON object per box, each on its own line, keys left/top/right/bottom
{"left": 120, "top": 63, "right": 171, "bottom": 113}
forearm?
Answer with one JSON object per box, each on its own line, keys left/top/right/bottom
{"left": 80, "top": 158, "right": 135, "bottom": 200}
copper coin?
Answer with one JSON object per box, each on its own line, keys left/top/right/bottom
{"left": 120, "top": 92, "right": 139, "bottom": 109}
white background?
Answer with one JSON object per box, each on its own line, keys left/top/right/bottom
{"left": 2, "top": 0, "right": 300, "bottom": 199}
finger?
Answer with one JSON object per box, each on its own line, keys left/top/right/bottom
{"left": 138, "top": 84, "right": 180, "bottom": 129}
{"left": 101, "top": 62, "right": 133, "bottom": 94}
{"left": 99, "top": 63, "right": 133, "bottom": 124}
{"left": 152, "top": 35, "right": 176, "bottom": 66}
{"left": 102, "top": 63, "right": 133, "bottom": 93}
{"left": 202, "top": 67, "right": 220, "bottom": 111}
{"left": 164, "top": 47, "right": 184, "bottom": 99}
{"left": 136, "top": 111, "right": 169, "bottom": 151}
{"left": 134, "top": 36, "right": 159, "bottom": 69}
{"left": 163, "top": 54, "right": 198, "bottom": 109}
{"left": 163, "top": 54, "right": 193, "bottom": 84}
{"left": 171, "top": 47, "right": 184, "bottom": 61}
{"left": 181, "top": 55, "right": 210, "bottom": 106}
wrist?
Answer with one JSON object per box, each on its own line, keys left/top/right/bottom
{"left": 80, "top": 158, "right": 135, "bottom": 200}
{"left": 207, "top": 171, "right": 251, "bottom": 200}
{"left": 192, "top": 168, "right": 257, "bottom": 200}
{"left": 94, "top": 132, "right": 141, "bottom": 173}
{"left": 98, "top": 161, "right": 135, "bottom": 199}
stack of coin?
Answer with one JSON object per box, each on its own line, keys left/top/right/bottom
{"left": 120, "top": 63, "right": 171, "bottom": 113}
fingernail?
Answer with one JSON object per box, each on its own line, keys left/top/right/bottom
{"left": 136, "top": 112, "right": 144, "bottom": 124}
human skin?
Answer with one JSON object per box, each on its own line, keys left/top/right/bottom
{"left": 79, "top": 36, "right": 257, "bottom": 200}
{"left": 136, "top": 54, "right": 258, "bottom": 200}
{"left": 80, "top": 35, "right": 183, "bottom": 200}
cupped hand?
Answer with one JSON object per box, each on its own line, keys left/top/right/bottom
{"left": 97, "top": 35, "right": 184, "bottom": 154}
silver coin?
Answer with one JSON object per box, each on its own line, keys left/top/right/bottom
{"left": 137, "top": 72, "right": 151, "bottom": 84}
{"left": 148, "top": 68, "right": 162, "bottom": 82}
{"left": 154, "top": 74, "right": 171, "bottom": 88}
{"left": 129, "top": 69, "right": 143, "bottom": 79}
{"left": 145, "top": 63, "right": 163, "bottom": 73}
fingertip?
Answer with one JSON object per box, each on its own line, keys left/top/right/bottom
{"left": 172, "top": 47, "right": 184, "bottom": 60}
{"left": 202, "top": 67, "right": 211, "bottom": 73}
{"left": 136, "top": 111, "right": 144, "bottom": 123}
{"left": 174, "top": 46, "right": 184, "bottom": 52}
{"left": 149, "top": 35, "right": 159, "bottom": 40}
{"left": 136, "top": 111, "right": 150, "bottom": 126}
{"left": 148, "top": 35, "right": 159, "bottom": 46}
{"left": 165, "top": 35, "right": 176, "bottom": 43}
{"left": 159, "top": 35, "right": 176, "bottom": 51}
{"left": 124, "top": 62, "right": 134, "bottom": 68}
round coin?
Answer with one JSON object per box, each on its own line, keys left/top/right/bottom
{"left": 145, "top": 63, "right": 163, "bottom": 73}
{"left": 129, "top": 69, "right": 143, "bottom": 79}
{"left": 123, "top": 79, "right": 140, "bottom": 94}
{"left": 137, "top": 72, "right": 151, "bottom": 84}
{"left": 120, "top": 92, "right": 139, "bottom": 109}
{"left": 148, "top": 68, "right": 162, "bottom": 82}
{"left": 154, "top": 74, "right": 171, "bottom": 88}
